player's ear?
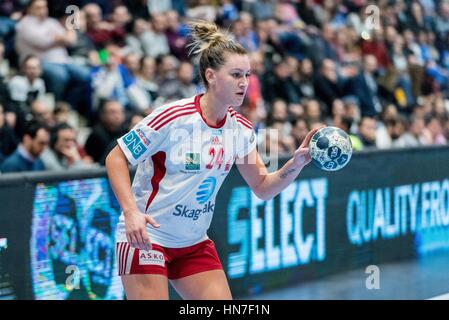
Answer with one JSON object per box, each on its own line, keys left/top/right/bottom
{"left": 204, "top": 68, "right": 216, "bottom": 85}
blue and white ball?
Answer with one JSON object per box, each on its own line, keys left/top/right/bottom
{"left": 309, "top": 126, "right": 352, "bottom": 171}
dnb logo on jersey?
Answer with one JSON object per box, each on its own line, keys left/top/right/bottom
{"left": 123, "top": 128, "right": 151, "bottom": 160}
{"left": 196, "top": 177, "right": 216, "bottom": 205}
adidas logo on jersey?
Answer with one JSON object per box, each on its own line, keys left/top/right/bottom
{"left": 172, "top": 201, "right": 215, "bottom": 220}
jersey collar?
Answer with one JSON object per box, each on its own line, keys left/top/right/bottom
{"left": 194, "top": 94, "right": 228, "bottom": 129}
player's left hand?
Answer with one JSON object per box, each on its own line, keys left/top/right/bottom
{"left": 292, "top": 127, "right": 321, "bottom": 169}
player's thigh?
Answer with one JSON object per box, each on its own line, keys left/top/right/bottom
{"left": 121, "top": 274, "right": 169, "bottom": 300}
{"left": 170, "top": 269, "right": 232, "bottom": 300}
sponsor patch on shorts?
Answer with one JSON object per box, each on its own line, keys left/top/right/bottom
{"left": 138, "top": 250, "right": 165, "bottom": 266}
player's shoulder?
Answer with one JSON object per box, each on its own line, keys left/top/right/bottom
{"left": 227, "top": 106, "right": 254, "bottom": 131}
{"left": 152, "top": 96, "right": 197, "bottom": 115}
{"left": 144, "top": 96, "right": 199, "bottom": 131}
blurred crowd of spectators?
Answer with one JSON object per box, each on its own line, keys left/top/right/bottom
{"left": 0, "top": 0, "right": 449, "bottom": 173}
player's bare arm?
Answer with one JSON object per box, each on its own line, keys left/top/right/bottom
{"left": 237, "top": 127, "right": 320, "bottom": 200}
{"left": 105, "top": 145, "right": 159, "bottom": 251}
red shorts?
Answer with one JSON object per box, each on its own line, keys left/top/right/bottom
{"left": 116, "top": 239, "right": 223, "bottom": 280}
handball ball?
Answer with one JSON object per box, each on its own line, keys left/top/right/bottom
{"left": 309, "top": 126, "right": 353, "bottom": 171}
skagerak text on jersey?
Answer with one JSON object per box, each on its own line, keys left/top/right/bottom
{"left": 172, "top": 201, "right": 215, "bottom": 220}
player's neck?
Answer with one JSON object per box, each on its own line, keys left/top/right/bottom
{"left": 199, "top": 92, "right": 228, "bottom": 126}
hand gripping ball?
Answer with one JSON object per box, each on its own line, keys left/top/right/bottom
{"left": 308, "top": 126, "right": 353, "bottom": 171}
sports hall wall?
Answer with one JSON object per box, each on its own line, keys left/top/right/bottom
{"left": 1, "top": 146, "right": 448, "bottom": 299}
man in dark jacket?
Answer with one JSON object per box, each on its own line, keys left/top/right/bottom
{"left": 1, "top": 120, "right": 49, "bottom": 173}
{"left": 0, "top": 103, "right": 18, "bottom": 165}
{"left": 313, "top": 58, "right": 346, "bottom": 115}
{"left": 84, "top": 99, "right": 127, "bottom": 164}
{"left": 348, "top": 55, "right": 383, "bottom": 117}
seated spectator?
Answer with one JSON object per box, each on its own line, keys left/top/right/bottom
{"left": 164, "top": 10, "right": 189, "bottom": 61}
{"left": 329, "top": 99, "right": 346, "bottom": 124}
{"left": 158, "top": 61, "right": 196, "bottom": 101}
{"left": 0, "top": 120, "right": 49, "bottom": 173}
{"left": 66, "top": 10, "right": 100, "bottom": 68}
{"left": 354, "top": 116, "right": 378, "bottom": 150}
{"left": 343, "top": 97, "right": 361, "bottom": 132}
{"left": 15, "top": 0, "right": 91, "bottom": 111}
{"left": 147, "top": 0, "right": 173, "bottom": 15}
{"left": 0, "top": 103, "right": 19, "bottom": 165}
{"left": 424, "top": 113, "right": 447, "bottom": 145}
{"left": 154, "top": 54, "right": 179, "bottom": 100}
{"left": 217, "top": 0, "right": 239, "bottom": 27}
{"left": 5, "top": 54, "right": 46, "bottom": 137}
{"left": 265, "top": 99, "right": 295, "bottom": 155}
{"left": 53, "top": 101, "right": 73, "bottom": 126}
{"left": 92, "top": 49, "right": 151, "bottom": 112}
{"left": 0, "top": 42, "right": 10, "bottom": 108}
{"left": 376, "top": 104, "right": 400, "bottom": 149}
{"left": 0, "top": 3, "right": 23, "bottom": 59}
{"left": 0, "top": 41, "right": 10, "bottom": 80}
{"left": 384, "top": 115, "right": 408, "bottom": 146}
{"left": 296, "top": 58, "right": 315, "bottom": 99}
{"left": 393, "top": 114, "right": 431, "bottom": 147}
{"left": 245, "top": 0, "right": 275, "bottom": 21}
{"left": 304, "top": 99, "right": 323, "bottom": 123}
{"left": 122, "top": 52, "right": 152, "bottom": 112}
{"left": 314, "top": 59, "right": 346, "bottom": 114}
{"left": 90, "top": 45, "right": 128, "bottom": 110}
{"left": 84, "top": 3, "right": 126, "bottom": 49}
{"left": 41, "top": 122, "right": 94, "bottom": 170}
{"left": 84, "top": 99, "right": 127, "bottom": 164}
{"left": 348, "top": 55, "right": 383, "bottom": 117}
{"left": 110, "top": 5, "right": 132, "bottom": 32}
{"left": 122, "top": 0, "right": 150, "bottom": 20}
{"left": 247, "top": 51, "right": 265, "bottom": 113}
{"left": 267, "top": 99, "right": 292, "bottom": 133}
{"left": 31, "top": 99, "right": 55, "bottom": 128}
{"left": 291, "top": 117, "right": 310, "bottom": 149}
{"left": 187, "top": 0, "right": 217, "bottom": 22}
{"left": 135, "top": 56, "right": 159, "bottom": 110}
{"left": 308, "top": 24, "right": 339, "bottom": 65}
{"left": 127, "top": 111, "right": 146, "bottom": 130}
{"left": 232, "top": 12, "right": 258, "bottom": 52}
{"left": 262, "top": 56, "right": 302, "bottom": 105}
{"left": 144, "top": 13, "right": 170, "bottom": 59}
{"left": 8, "top": 55, "right": 46, "bottom": 105}
{"left": 360, "top": 28, "right": 390, "bottom": 70}
{"left": 124, "top": 18, "right": 153, "bottom": 57}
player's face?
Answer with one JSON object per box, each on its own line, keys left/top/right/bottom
{"left": 213, "top": 53, "right": 251, "bottom": 107}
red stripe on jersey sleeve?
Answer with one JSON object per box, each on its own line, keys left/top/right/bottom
{"left": 153, "top": 110, "right": 197, "bottom": 131}
{"left": 236, "top": 116, "right": 253, "bottom": 129}
{"left": 228, "top": 108, "right": 253, "bottom": 128}
{"left": 237, "top": 119, "right": 253, "bottom": 130}
{"left": 145, "top": 151, "right": 167, "bottom": 212}
{"left": 147, "top": 103, "right": 195, "bottom": 128}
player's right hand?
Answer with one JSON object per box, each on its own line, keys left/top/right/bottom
{"left": 124, "top": 211, "right": 160, "bottom": 251}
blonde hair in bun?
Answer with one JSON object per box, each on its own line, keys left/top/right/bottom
{"left": 187, "top": 20, "right": 247, "bottom": 87}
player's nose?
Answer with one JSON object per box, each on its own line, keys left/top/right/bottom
{"left": 238, "top": 81, "right": 247, "bottom": 90}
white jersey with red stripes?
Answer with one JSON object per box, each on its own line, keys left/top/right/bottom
{"left": 115, "top": 94, "right": 257, "bottom": 248}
